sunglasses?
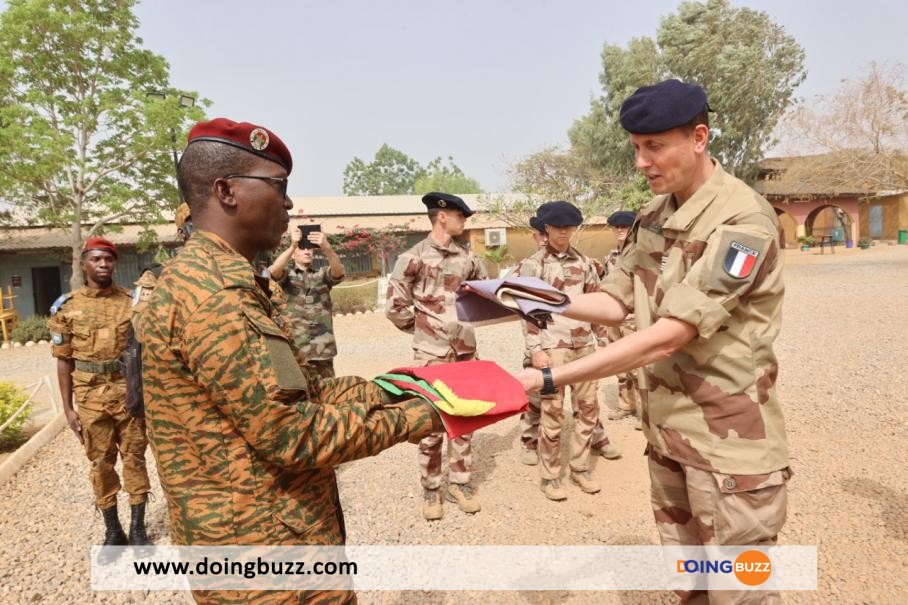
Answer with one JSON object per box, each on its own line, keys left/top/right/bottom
{"left": 224, "top": 174, "right": 289, "bottom": 198}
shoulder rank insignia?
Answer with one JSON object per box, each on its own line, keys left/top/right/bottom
{"left": 49, "top": 292, "right": 74, "bottom": 316}
{"left": 724, "top": 241, "right": 759, "bottom": 279}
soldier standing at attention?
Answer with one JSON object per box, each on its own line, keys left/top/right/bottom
{"left": 517, "top": 202, "right": 618, "bottom": 501}
{"left": 386, "top": 192, "right": 487, "bottom": 520}
{"left": 268, "top": 224, "right": 345, "bottom": 379}
{"left": 514, "top": 80, "right": 790, "bottom": 604}
{"left": 47, "top": 237, "right": 152, "bottom": 564}
{"left": 139, "top": 118, "right": 441, "bottom": 605}
{"left": 603, "top": 210, "right": 641, "bottom": 426}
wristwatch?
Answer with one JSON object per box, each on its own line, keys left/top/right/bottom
{"left": 540, "top": 367, "right": 558, "bottom": 395}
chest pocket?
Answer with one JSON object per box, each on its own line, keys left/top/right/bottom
{"left": 243, "top": 309, "right": 309, "bottom": 401}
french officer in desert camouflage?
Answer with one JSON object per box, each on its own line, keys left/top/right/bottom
{"left": 514, "top": 80, "right": 791, "bottom": 604}
{"left": 517, "top": 201, "right": 620, "bottom": 501}
{"left": 268, "top": 224, "right": 346, "bottom": 379}
{"left": 47, "top": 237, "right": 152, "bottom": 565}
{"left": 139, "top": 118, "right": 441, "bottom": 605}
{"left": 385, "top": 192, "right": 487, "bottom": 520}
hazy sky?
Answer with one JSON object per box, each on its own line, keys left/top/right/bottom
{"left": 14, "top": 1, "right": 908, "bottom": 196}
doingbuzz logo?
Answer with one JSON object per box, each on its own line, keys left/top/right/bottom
{"left": 676, "top": 550, "right": 772, "bottom": 586}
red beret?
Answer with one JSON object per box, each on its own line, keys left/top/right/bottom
{"left": 82, "top": 237, "right": 118, "bottom": 258}
{"left": 185, "top": 117, "right": 293, "bottom": 174}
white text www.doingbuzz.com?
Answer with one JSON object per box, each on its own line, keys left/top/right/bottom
{"left": 133, "top": 557, "right": 358, "bottom": 579}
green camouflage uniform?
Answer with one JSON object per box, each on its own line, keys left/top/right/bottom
{"left": 139, "top": 230, "right": 438, "bottom": 604}
{"left": 601, "top": 162, "right": 790, "bottom": 603}
{"left": 386, "top": 235, "right": 487, "bottom": 489}
{"left": 280, "top": 264, "right": 344, "bottom": 379}
{"left": 518, "top": 245, "right": 608, "bottom": 481}
{"left": 47, "top": 286, "right": 150, "bottom": 509}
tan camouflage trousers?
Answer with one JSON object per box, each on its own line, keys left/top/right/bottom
{"left": 413, "top": 350, "right": 473, "bottom": 489}
{"left": 306, "top": 358, "right": 336, "bottom": 380}
{"left": 607, "top": 322, "right": 639, "bottom": 412}
{"left": 519, "top": 352, "right": 609, "bottom": 451}
{"left": 538, "top": 346, "right": 600, "bottom": 480}
{"left": 76, "top": 403, "right": 150, "bottom": 509}
{"left": 648, "top": 447, "right": 790, "bottom": 604}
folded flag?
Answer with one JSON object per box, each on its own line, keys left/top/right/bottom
{"left": 374, "top": 360, "right": 528, "bottom": 439}
{"left": 455, "top": 276, "right": 570, "bottom": 329}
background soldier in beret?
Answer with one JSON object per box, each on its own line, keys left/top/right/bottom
{"left": 517, "top": 201, "right": 619, "bottom": 501}
{"left": 268, "top": 224, "right": 346, "bottom": 379}
{"left": 386, "top": 192, "right": 487, "bottom": 520}
{"left": 139, "top": 118, "right": 441, "bottom": 604}
{"left": 47, "top": 238, "right": 152, "bottom": 564}
{"left": 515, "top": 79, "right": 790, "bottom": 604}
{"left": 602, "top": 210, "right": 641, "bottom": 428}
{"left": 518, "top": 214, "right": 615, "bottom": 466}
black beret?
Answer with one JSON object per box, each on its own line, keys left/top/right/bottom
{"left": 538, "top": 201, "right": 583, "bottom": 227}
{"left": 421, "top": 192, "right": 474, "bottom": 217}
{"left": 528, "top": 215, "right": 546, "bottom": 234}
{"left": 607, "top": 210, "right": 637, "bottom": 227}
{"left": 619, "top": 79, "right": 709, "bottom": 134}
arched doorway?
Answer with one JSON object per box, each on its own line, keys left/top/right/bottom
{"left": 807, "top": 204, "right": 854, "bottom": 244}
{"left": 774, "top": 208, "right": 798, "bottom": 249}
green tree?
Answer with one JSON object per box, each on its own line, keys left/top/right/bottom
{"left": 570, "top": 0, "right": 806, "bottom": 182}
{"left": 342, "top": 144, "right": 425, "bottom": 196}
{"left": 0, "top": 0, "right": 206, "bottom": 290}
{"left": 413, "top": 156, "right": 482, "bottom": 194}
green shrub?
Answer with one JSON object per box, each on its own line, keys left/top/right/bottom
{"left": 11, "top": 314, "right": 51, "bottom": 344}
{"left": 0, "top": 381, "right": 32, "bottom": 447}
{"left": 331, "top": 280, "right": 378, "bottom": 314}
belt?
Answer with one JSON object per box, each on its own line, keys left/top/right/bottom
{"left": 74, "top": 359, "right": 121, "bottom": 374}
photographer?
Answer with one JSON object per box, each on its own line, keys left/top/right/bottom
{"left": 269, "top": 225, "right": 345, "bottom": 378}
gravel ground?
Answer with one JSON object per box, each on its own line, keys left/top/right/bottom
{"left": 0, "top": 245, "right": 906, "bottom": 604}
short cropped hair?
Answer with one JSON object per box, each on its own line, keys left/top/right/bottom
{"left": 177, "top": 141, "right": 259, "bottom": 215}
{"left": 427, "top": 208, "right": 441, "bottom": 225}
{"left": 682, "top": 109, "right": 710, "bottom": 133}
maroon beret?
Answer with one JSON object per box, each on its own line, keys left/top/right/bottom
{"left": 186, "top": 117, "right": 293, "bottom": 174}
{"left": 82, "top": 237, "right": 118, "bottom": 258}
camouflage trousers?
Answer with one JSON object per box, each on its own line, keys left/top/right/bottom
{"left": 538, "top": 346, "right": 601, "bottom": 480}
{"left": 648, "top": 447, "right": 791, "bottom": 604}
{"left": 413, "top": 350, "right": 473, "bottom": 489}
{"left": 306, "top": 358, "right": 336, "bottom": 380}
{"left": 77, "top": 402, "right": 150, "bottom": 509}
{"left": 519, "top": 351, "right": 609, "bottom": 451}
{"left": 607, "top": 321, "right": 639, "bottom": 412}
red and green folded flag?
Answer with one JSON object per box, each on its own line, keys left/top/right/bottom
{"left": 374, "top": 360, "right": 528, "bottom": 438}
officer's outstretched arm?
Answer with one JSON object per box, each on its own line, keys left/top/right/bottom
{"left": 562, "top": 291, "right": 628, "bottom": 326}
{"left": 184, "top": 292, "right": 438, "bottom": 471}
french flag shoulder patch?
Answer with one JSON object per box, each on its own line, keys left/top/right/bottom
{"left": 723, "top": 241, "right": 760, "bottom": 279}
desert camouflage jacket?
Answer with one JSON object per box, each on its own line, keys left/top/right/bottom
{"left": 386, "top": 235, "right": 487, "bottom": 358}
{"left": 138, "top": 230, "right": 438, "bottom": 548}
{"left": 601, "top": 162, "right": 788, "bottom": 476}
{"left": 518, "top": 245, "right": 606, "bottom": 352}
{"left": 47, "top": 285, "right": 132, "bottom": 410}
{"left": 280, "top": 264, "right": 344, "bottom": 361}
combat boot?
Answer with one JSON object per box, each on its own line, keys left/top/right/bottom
{"left": 594, "top": 442, "right": 623, "bottom": 460}
{"left": 422, "top": 488, "right": 443, "bottom": 520}
{"left": 520, "top": 448, "right": 538, "bottom": 466}
{"left": 540, "top": 479, "right": 568, "bottom": 501}
{"left": 129, "top": 502, "right": 155, "bottom": 558}
{"left": 96, "top": 506, "right": 128, "bottom": 565}
{"left": 446, "top": 483, "right": 481, "bottom": 514}
{"left": 570, "top": 471, "right": 601, "bottom": 494}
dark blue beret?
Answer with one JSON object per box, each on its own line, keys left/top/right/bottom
{"left": 421, "top": 192, "right": 474, "bottom": 217}
{"left": 607, "top": 210, "right": 637, "bottom": 227}
{"left": 538, "top": 201, "right": 583, "bottom": 227}
{"left": 528, "top": 215, "right": 546, "bottom": 234}
{"left": 619, "top": 79, "right": 709, "bottom": 134}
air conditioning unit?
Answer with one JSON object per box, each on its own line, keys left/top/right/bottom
{"left": 484, "top": 228, "right": 507, "bottom": 247}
